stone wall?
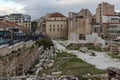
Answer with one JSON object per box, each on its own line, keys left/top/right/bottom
{"left": 0, "top": 46, "right": 44, "bottom": 78}
{"left": 107, "top": 67, "right": 120, "bottom": 80}
{"left": 0, "top": 40, "right": 35, "bottom": 56}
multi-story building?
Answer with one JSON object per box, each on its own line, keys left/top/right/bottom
{"left": 102, "top": 15, "right": 120, "bottom": 38}
{"left": 36, "top": 12, "right": 67, "bottom": 39}
{"left": 0, "top": 16, "right": 4, "bottom": 21}
{"left": 36, "top": 13, "right": 51, "bottom": 35}
{"left": 21, "top": 15, "right": 31, "bottom": 33}
{"left": 96, "top": 2, "right": 115, "bottom": 23}
{"left": 9, "top": 14, "right": 23, "bottom": 25}
{"left": 102, "top": 15, "right": 120, "bottom": 23}
{"left": 0, "top": 21, "right": 24, "bottom": 40}
{"left": 68, "top": 12, "right": 91, "bottom": 40}
{"left": 46, "top": 12, "right": 67, "bottom": 39}
{"left": 106, "top": 23, "right": 120, "bottom": 38}
{"left": 3, "top": 14, "right": 31, "bottom": 33}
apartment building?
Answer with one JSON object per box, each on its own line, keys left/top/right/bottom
{"left": 2, "top": 14, "right": 31, "bottom": 33}
{"left": 96, "top": 2, "right": 114, "bottom": 23}
{"left": 102, "top": 15, "right": 120, "bottom": 23}
{"left": 102, "top": 15, "right": 120, "bottom": 38}
{"left": 0, "top": 16, "right": 4, "bottom": 21}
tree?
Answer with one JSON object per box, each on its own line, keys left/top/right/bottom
{"left": 31, "top": 21, "right": 37, "bottom": 32}
{"left": 35, "top": 38, "right": 54, "bottom": 49}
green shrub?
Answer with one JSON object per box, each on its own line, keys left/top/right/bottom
{"left": 35, "top": 38, "right": 54, "bottom": 49}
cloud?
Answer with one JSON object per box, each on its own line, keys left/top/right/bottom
{"left": 56, "top": 0, "right": 84, "bottom": 5}
{"left": 0, "top": 0, "right": 24, "bottom": 15}
{"left": 0, "top": 6, "right": 24, "bottom": 15}
{"left": 22, "top": 0, "right": 120, "bottom": 19}
{"left": 0, "top": 0, "right": 120, "bottom": 20}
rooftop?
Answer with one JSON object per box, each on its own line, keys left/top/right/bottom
{"left": 50, "top": 12, "right": 65, "bottom": 17}
{"left": 0, "top": 21, "right": 22, "bottom": 28}
{"left": 104, "top": 15, "right": 119, "bottom": 16}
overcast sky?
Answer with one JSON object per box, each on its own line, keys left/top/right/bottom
{"left": 0, "top": 0, "right": 120, "bottom": 20}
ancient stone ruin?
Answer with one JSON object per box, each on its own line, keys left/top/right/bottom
{"left": 107, "top": 67, "right": 120, "bottom": 80}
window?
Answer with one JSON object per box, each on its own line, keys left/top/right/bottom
{"left": 118, "top": 31, "right": 120, "bottom": 33}
{"left": 61, "top": 26, "right": 62, "bottom": 30}
{"left": 100, "top": 28, "right": 102, "bottom": 32}
{"left": 53, "top": 27, "right": 55, "bottom": 31}
{"left": 57, "top": 28, "right": 59, "bottom": 31}
{"left": 95, "top": 28, "right": 97, "bottom": 32}
{"left": 50, "top": 28, "right": 52, "bottom": 31}
{"left": 111, "top": 18, "right": 118, "bottom": 20}
{"left": 108, "top": 25, "right": 117, "bottom": 28}
{"left": 15, "top": 21, "right": 18, "bottom": 23}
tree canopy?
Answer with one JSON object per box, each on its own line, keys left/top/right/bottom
{"left": 35, "top": 38, "right": 54, "bottom": 49}
{"left": 31, "top": 21, "right": 37, "bottom": 32}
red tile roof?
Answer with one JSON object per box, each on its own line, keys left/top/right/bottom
{"left": 0, "top": 21, "right": 23, "bottom": 28}
{"left": 5, "top": 20, "right": 18, "bottom": 26}
{"left": 50, "top": 12, "right": 65, "bottom": 17}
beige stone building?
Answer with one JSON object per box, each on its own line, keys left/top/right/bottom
{"left": 68, "top": 12, "right": 91, "bottom": 40}
{"left": 79, "top": 9, "right": 92, "bottom": 23}
{"left": 36, "top": 14, "right": 51, "bottom": 35}
{"left": 22, "top": 22, "right": 31, "bottom": 34}
{"left": 46, "top": 12, "right": 67, "bottom": 39}
{"left": 96, "top": 2, "right": 115, "bottom": 23}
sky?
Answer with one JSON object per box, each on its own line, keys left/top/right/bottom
{"left": 0, "top": 0, "right": 120, "bottom": 20}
